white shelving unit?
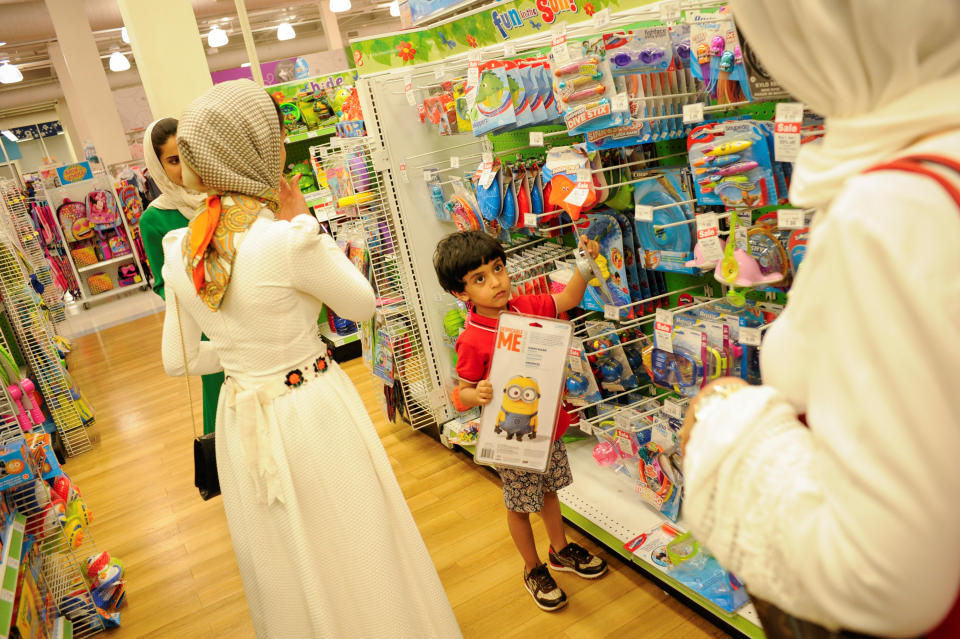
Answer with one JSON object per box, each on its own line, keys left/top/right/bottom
{"left": 39, "top": 167, "right": 149, "bottom": 310}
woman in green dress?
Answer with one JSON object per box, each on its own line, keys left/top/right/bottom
{"left": 141, "top": 118, "right": 224, "bottom": 434}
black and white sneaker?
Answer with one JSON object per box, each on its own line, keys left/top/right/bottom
{"left": 548, "top": 542, "right": 608, "bottom": 579}
{"left": 523, "top": 563, "right": 567, "bottom": 612}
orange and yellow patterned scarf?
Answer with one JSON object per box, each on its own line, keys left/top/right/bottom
{"left": 183, "top": 193, "right": 275, "bottom": 311}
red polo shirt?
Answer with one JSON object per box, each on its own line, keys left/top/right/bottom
{"left": 455, "top": 293, "right": 570, "bottom": 440}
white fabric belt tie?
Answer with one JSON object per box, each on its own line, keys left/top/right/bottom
{"left": 222, "top": 350, "right": 333, "bottom": 505}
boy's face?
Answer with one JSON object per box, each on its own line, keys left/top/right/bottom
{"left": 455, "top": 257, "right": 511, "bottom": 312}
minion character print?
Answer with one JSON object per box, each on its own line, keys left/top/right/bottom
{"left": 494, "top": 376, "right": 541, "bottom": 440}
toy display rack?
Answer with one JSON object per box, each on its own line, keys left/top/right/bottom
{"left": 351, "top": 0, "right": 781, "bottom": 633}
{"left": 0, "top": 184, "right": 67, "bottom": 326}
{"left": 312, "top": 132, "right": 449, "bottom": 431}
{"left": 0, "top": 189, "right": 93, "bottom": 459}
{"left": 38, "top": 168, "right": 149, "bottom": 310}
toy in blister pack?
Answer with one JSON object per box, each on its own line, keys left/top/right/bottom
{"left": 633, "top": 168, "right": 698, "bottom": 273}
{"left": 576, "top": 213, "right": 633, "bottom": 315}
{"left": 564, "top": 338, "right": 603, "bottom": 408}
{"left": 584, "top": 321, "right": 639, "bottom": 394}
{"left": 425, "top": 171, "right": 451, "bottom": 221}
{"left": 552, "top": 37, "right": 629, "bottom": 137}
{"left": 689, "top": 17, "right": 751, "bottom": 105}
{"left": 607, "top": 211, "right": 644, "bottom": 305}
{"left": 688, "top": 120, "right": 776, "bottom": 208}
{"left": 470, "top": 61, "right": 516, "bottom": 136}
{"left": 446, "top": 178, "right": 484, "bottom": 232}
{"left": 422, "top": 84, "right": 459, "bottom": 136}
{"left": 542, "top": 146, "right": 594, "bottom": 220}
{"left": 474, "top": 313, "right": 573, "bottom": 473}
{"left": 452, "top": 80, "right": 474, "bottom": 133}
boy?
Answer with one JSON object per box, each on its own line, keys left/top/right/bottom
{"left": 433, "top": 230, "right": 608, "bottom": 612}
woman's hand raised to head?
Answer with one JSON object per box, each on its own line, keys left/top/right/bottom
{"left": 277, "top": 173, "right": 310, "bottom": 222}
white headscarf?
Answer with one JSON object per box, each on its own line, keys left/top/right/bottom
{"left": 730, "top": 0, "right": 960, "bottom": 208}
{"left": 142, "top": 119, "right": 207, "bottom": 220}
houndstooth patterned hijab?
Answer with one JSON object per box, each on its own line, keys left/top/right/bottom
{"left": 176, "top": 80, "right": 283, "bottom": 310}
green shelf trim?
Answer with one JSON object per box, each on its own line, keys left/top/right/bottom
{"left": 284, "top": 126, "right": 337, "bottom": 145}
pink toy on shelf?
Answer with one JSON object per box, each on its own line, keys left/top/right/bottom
{"left": 593, "top": 441, "right": 618, "bottom": 466}
{"left": 19, "top": 379, "right": 44, "bottom": 425}
{"left": 7, "top": 383, "right": 32, "bottom": 432}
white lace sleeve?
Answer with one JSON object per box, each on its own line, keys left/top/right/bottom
{"left": 286, "top": 214, "right": 376, "bottom": 322}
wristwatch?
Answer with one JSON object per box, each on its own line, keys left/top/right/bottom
{"left": 692, "top": 383, "right": 745, "bottom": 427}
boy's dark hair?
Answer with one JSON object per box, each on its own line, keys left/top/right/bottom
{"left": 434, "top": 230, "right": 507, "bottom": 294}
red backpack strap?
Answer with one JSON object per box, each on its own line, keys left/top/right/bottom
{"left": 864, "top": 154, "right": 960, "bottom": 208}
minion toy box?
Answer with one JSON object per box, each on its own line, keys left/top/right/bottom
{"left": 475, "top": 312, "right": 573, "bottom": 474}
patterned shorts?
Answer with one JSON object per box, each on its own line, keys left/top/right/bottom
{"left": 498, "top": 440, "right": 573, "bottom": 513}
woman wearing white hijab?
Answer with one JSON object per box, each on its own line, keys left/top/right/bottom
{"left": 141, "top": 118, "right": 223, "bottom": 434}
{"left": 681, "top": 1, "right": 960, "bottom": 637}
{"left": 160, "top": 80, "right": 462, "bottom": 638}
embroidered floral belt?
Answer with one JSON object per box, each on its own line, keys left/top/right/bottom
{"left": 284, "top": 347, "right": 335, "bottom": 388}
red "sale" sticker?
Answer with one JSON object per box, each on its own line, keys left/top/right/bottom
{"left": 698, "top": 227, "right": 718, "bottom": 239}
{"left": 774, "top": 122, "right": 801, "bottom": 135}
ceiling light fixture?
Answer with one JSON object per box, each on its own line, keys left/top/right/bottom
{"left": 1, "top": 130, "right": 17, "bottom": 142}
{"left": 0, "top": 42, "right": 6, "bottom": 47}
{"left": 389, "top": 0, "right": 400, "bottom": 16}
{"left": 121, "top": 27, "right": 130, "bottom": 44}
{"left": 0, "top": 61, "right": 23, "bottom": 84}
{"left": 241, "top": 62, "right": 251, "bottom": 68}
{"left": 330, "top": 0, "right": 352, "bottom": 13}
{"left": 109, "top": 51, "right": 131, "bottom": 72}
{"left": 277, "top": 22, "right": 296, "bottom": 41}
{"left": 208, "top": 26, "right": 229, "bottom": 48}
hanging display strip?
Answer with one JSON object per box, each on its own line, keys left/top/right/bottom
{"left": 354, "top": 0, "right": 818, "bottom": 631}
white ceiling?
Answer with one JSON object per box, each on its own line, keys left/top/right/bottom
{"left": 0, "top": 0, "right": 400, "bottom": 107}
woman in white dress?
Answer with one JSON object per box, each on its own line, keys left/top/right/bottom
{"left": 160, "top": 79, "right": 462, "bottom": 638}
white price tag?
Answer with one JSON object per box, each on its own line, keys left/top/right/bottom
{"left": 654, "top": 308, "right": 674, "bottom": 353}
{"left": 450, "top": 155, "right": 460, "bottom": 169}
{"left": 662, "top": 398, "right": 684, "bottom": 420}
{"left": 524, "top": 212, "right": 539, "bottom": 228}
{"left": 777, "top": 209, "right": 806, "bottom": 229}
{"left": 737, "top": 210, "right": 753, "bottom": 226}
{"left": 612, "top": 92, "right": 629, "bottom": 113}
{"left": 593, "top": 8, "right": 611, "bottom": 28}
{"left": 775, "top": 102, "right": 804, "bottom": 124}
{"left": 635, "top": 204, "right": 654, "bottom": 222}
{"left": 403, "top": 75, "right": 416, "bottom": 106}
{"left": 467, "top": 51, "right": 481, "bottom": 89}
{"left": 319, "top": 148, "right": 329, "bottom": 159}
{"left": 564, "top": 181, "right": 590, "bottom": 207}
{"left": 578, "top": 421, "right": 593, "bottom": 435}
{"left": 434, "top": 66, "right": 446, "bottom": 80}
{"left": 683, "top": 103, "right": 705, "bottom": 124}
{"left": 740, "top": 326, "right": 762, "bottom": 346}
{"left": 659, "top": 0, "right": 681, "bottom": 22}
{"left": 604, "top": 304, "right": 620, "bottom": 320}
{"left": 504, "top": 42, "right": 517, "bottom": 57}
{"left": 529, "top": 131, "right": 545, "bottom": 147}
{"left": 399, "top": 162, "right": 409, "bottom": 184}
{"left": 6, "top": 557, "right": 17, "bottom": 571}
{"left": 0, "top": 589, "right": 12, "bottom": 603}
{"left": 735, "top": 226, "right": 749, "bottom": 251}
{"left": 478, "top": 152, "right": 496, "bottom": 189}
{"left": 696, "top": 213, "right": 723, "bottom": 263}
{"left": 551, "top": 23, "right": 571, "bottom": 66}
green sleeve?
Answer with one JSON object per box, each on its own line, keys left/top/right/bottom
{"left": 141, "top": 206, "right": 188, "bottom": 300}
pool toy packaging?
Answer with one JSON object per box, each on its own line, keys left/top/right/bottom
{"left": 688, "top": 120, "right": 778, "bottom": 208}
{"left": 475, "top": 312, "right": 573, "bottom": 473}
{"left": 551, "top": 36, "right": 630, "bottom": 137}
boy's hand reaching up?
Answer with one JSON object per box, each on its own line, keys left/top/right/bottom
{"left": 579, "top": 235, "right": 600, "bottom": 260}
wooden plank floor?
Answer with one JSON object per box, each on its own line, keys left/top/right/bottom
{"left": 63, "top": 312, "right": 728, "bottom": 638}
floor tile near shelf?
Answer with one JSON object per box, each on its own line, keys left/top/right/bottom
{"left": 59, "top": 288, "right": 164, "bottom": 339}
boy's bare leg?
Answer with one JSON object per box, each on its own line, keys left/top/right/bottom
{"left": 507, "top": 510, "right": 541, "bottom": 572}
{"left": 540, "top": 492, "right": 568, "bottom": 552}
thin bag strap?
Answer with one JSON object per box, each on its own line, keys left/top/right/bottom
{"left": 172, "top": 289, "right": 201, "bottom": 440}
{"left": 864, "top": 154, "right": 960, "bottom": 208}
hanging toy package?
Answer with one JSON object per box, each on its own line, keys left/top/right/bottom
{"left": 689, "top": 17, "right": 751, "bottom": 106}
{"left": 633, "top": 168, "right": 698, "bottom": 273}
{"left": 469, "top": 61, "right": 517, "bottom": 136}
{"left": 474, "top": 313, "right": 573, "bottom": 473}
{"left": 564, "top": 338, "right": 603, "bottom": 408}
{"left": 551, "top": 34, "right": 629, "bottom": 137}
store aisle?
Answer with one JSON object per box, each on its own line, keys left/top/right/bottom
{"left": 63, "top": 313, "right": 726, "bottom": 639}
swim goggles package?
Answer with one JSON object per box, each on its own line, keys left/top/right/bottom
{"left": 633, "top": 168, "right": 698, "bottom": 273}
{"left": 585, "top": 27, "right": 679, "bottom": 150}
{"left": 551, "top": 36, "right": 630, "bottom": 137}
{"left": 689, "top": 17, "right": 751, "bottom": 105}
